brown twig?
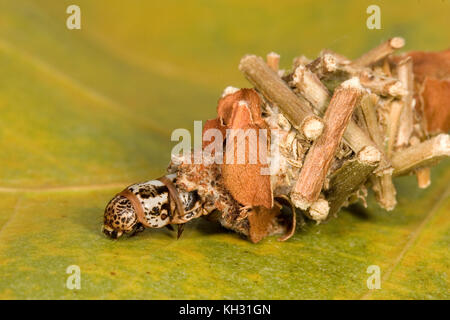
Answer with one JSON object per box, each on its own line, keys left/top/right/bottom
{"left": 359, "top": 94, "right": 397, "bottom": 210}
{"left": 372, "top": 174, "right": 397, "bottom": 211}
{"left": 415, "top": 167, "right": 431, "bottom": 189}
{"left": 409, "top": 136, "right": 431, "bottom": 188}
{"left": 359, "top": 71, "right": 407, "bottom": 97}
{"left": 292, "top": 55, "right": 313, "bottom": 70}
{"left": 395, "top": 57, "right": 414, "bottom": 147}
{"left": 292, "top": 65, "right": 330, "bottom": 112}
{"left": 239, "top": 55, "right": 324, "bottom": 140}
{"left": 291, "top": 78, "right": 364, "bottom": 209}
{"left": 292, "top": 63, "right": 382, "bottom": 156}
{"left": 351, "top": 37, "right": 405, "bottom": 68}
{"left": 382, "top": 58, "right": 392, "bottom": 77}
{"left": 387, "top": 100, "right": 404, "bottom": 157}
{"left": 326, "top": 146, "right": 381, "bottom": 216}
{"left": 359, "top": 94, "right": 384, "bottom": 147}
{"left": 319, "top": 49, "right": 351, "bottom": 66}
{"left": 392, "top": 134, "right": 450, "bottom": 176}
{"left": 307, "top": 52, "right": 338, "bottom": 79}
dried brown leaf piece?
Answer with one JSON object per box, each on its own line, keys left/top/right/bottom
{"left": 203, "top": 88, "right": 273, "bottom": 209}
{"left": 222, "top": 100, "right": 273, "bottom": 209}
{"left": 404, "top": 50, "right": 450, "bottom": 134}
{"left": 202, "top": 118, "right": 225, "bottom": 150}
{"left": 247, "top": 204, "right": 283, "bottom": 243}
{"left": 421, "top": 78, "right": 450, "bottom": 134}
{"left": 406, "top": 49, "right": 450, "bottom": 83}
{"left": 202, "top": 88, "right": 265, "bottom": 149}
{"left": 217, "top": 88, "right": 265, "bottom": 127}
{"left": 274, "top": 195, "right": 297, "bottom": 241}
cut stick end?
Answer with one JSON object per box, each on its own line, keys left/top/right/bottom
{"left": 292, "top": 65, "right": 306, "bottom": 84}
{"left": 340, "top": 77, "right": 364, "bottom": 91}
{"left": 309, "top": 199, "right": 330, "bottom": 223}
{"left": 266, "top": 52, "right": 280, "bottom": 72}
{"left": 293, "top": 55, "right": 312, "bottom": 69}
{"left": 416, "top": 167, "right": 431, "bottom": 189}
{"left": 390, "top": 37, "right": 405, "bottom": 49}
{"left": 351, "top": 36, "right": 405, "bottom": 68}
{"left": 290, "top": 193, "right": 311, "bottom": 210}
{"left": 388, "top": 81, "right": 407, "bottom": 97}
{"left": 358, "top": 145, "right": 382, "bottom": 165}
{"left": 322, "top": 53, "right": 338, "bottom": 72}
{"left": 418, "top": 181, "right": 431, "bottom": 189}
{"left": 301, "top": 116, "right": 324, "bottom": 140}
{"left": 433, "top": 134, "right": 450, "bottom": 156}
{"left": 239, "top": 54, "right": 259, "bottom": 71}
{"left": 267, "top": 51, "right": 280, "bottom": 59}
{"left": 393, "top": 134, "right": 450, "bottom": 177}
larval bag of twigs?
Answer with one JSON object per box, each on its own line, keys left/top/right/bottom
{"left": 102, "top": 38, "right": 450, "bottom": 243}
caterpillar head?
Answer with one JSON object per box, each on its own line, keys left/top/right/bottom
{"left": 102, "top": 179, "right": 174, "bottom": 239}
{"left": 102, "top": 194, "right": 139, "bottom": 239}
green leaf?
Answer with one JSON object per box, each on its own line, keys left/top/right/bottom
{"left": 0, "top": 0, "right": 449, "bottom": 299}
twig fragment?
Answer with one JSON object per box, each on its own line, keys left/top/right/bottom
{"left": 392, "top": 134, "right": 450, "bottom": 176}
{"left": 395, "top": 57, "right": 415, "bottom": 147}
{"left": 307, "top": 52, "right": 338, "bottom": 79}
{"left": 372, "top": 174, "right": 397, "bottom": 211}
{"left": 351, "top": 37, "right": 405, "bottom": 68}
{"left": 326, "top": 146, "right": 381, "bottom": 216}
{"left": 387, "top": 100, "right": 404, "bottom": 157}
{"left": 409, "top": 136, "right": 431, "bottom": 188}
{"left": 292, "top": 64, "right": 330, "bottom": 112}
{"left": 416, "top": 167, "right": 431, "bottom": 189}
{"left": 291, "top": 78, "right": 364, "bottom": 210}
{"left": 359, "top": 71, "right": 407, "bottom": 97}
{"left": 292, "top": 63, "right": 382, "bottom": 155}
{"left": 360, "top": 94, "right": 384, "bottom": 147}
{"left": 239, "top": 55, "right": 324, "bottom": 140}
{"left": 319, "top": 49, "right": 351, "bottom": 65}
{"left": 360, "top": 94, "right": 397, "bottom": 210}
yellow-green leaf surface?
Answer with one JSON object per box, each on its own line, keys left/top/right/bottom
{"left": 0, "top": 0, "right": 449, "bottom": 299}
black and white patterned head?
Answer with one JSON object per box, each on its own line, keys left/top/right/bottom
{"left": 102, "top": 194, "right": 138, "bottom": 239}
